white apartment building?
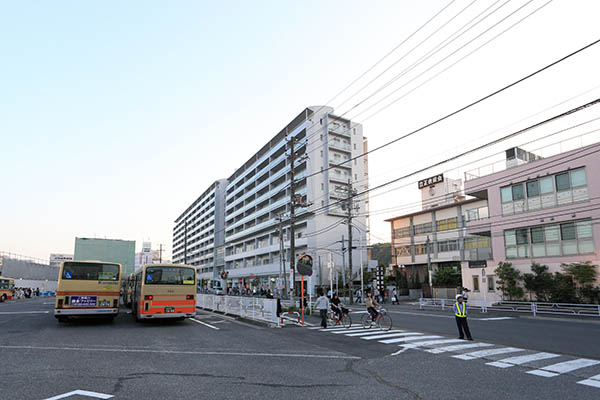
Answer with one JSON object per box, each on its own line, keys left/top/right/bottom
{"left": 173, "top": 106, "right": 368, "bottom": 294}
{"left": 172, "top": 179, "right": 228, "bottom": 279}
{"left": 49, "top": 253, "right": 73, "bottom": 268}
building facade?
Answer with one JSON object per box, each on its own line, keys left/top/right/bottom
{"left": 74, "top": 237, "right": 135, "bottom": 276}
{"left": 173, "top": 106, "right": 368, "bottom": 294}
{"left": 461, "top": 143, "right": 600, "bottom": 303}
{"left": 49, "top": 253, "right": 73, "bottom": 268}
{"left": 388, "top": 176, "right": 491, "bottom": 293}
{"left": 172, "top": 179, "right": 228, "bottom": 281}
{"left": 134, "top": 242, "right": 169, "bottom": 272}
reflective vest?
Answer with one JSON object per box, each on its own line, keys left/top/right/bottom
{"left": 455, "top": 302, "right": 467, "bottom": 317}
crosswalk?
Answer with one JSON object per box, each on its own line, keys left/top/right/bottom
{"left": 309, "top": 325, "right": 600, "bottom": 390}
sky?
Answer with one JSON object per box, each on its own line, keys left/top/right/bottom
{"left": 1, "top": 0, "right": 600, "bottom": 262}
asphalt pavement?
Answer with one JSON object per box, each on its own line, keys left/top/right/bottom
{"left": 1, "top": 297, "right": 599, "bottom": 399}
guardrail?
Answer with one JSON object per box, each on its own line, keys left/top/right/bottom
{"left": 197, "top": 294, "right": 280, "bottom": 326}
{"left": 419, "top": 298, "right": 600, "bottom": 317}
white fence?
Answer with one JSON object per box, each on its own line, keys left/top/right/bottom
{"left": 419, "top": 298, "right": 600, "bottom": 317}
{"left": 196, "top": 294, "right": 280, "bottom": 326}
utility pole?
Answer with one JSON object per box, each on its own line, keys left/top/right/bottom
{"left": 346, "top": 179, "right": 354, "bottom": 304}
{"left": 341, "top": 235, "right": 346, "bottom": 299}
{"left": 277, "top": 214, "right": 287, "bottom": 299}
{"left": 288, "top": 136, "right": 297, "bottom": 304}
{"left": 158, "top": 244, "right": 164, "bottom": 263}
{"left": 426, "top": 236, "right": 433, "bottom": 297}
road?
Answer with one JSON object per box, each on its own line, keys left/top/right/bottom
{"left": 1, "top": 297, "right": 599, "bottom": 399}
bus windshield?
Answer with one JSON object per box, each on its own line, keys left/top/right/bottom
{"left": 62, "top": 262, "right": 120, "bottom": 281}
{"left": 0, "top": 279, "right": 14, "bottom": 290}
{"left": 145, "top": 267, "right": 195, "bottom": 285}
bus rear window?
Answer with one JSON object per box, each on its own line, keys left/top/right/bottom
{"left": 145, "top": 267, "right": 195, "bottom": 285}
{"left": 62, "top": 262, "right": 120, "bottom": 281}
{"left": 0, "top": 280, "right": 13, "bottom": 290}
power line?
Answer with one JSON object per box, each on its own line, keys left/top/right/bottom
{"left": 303, "top": 24, "right": 598, "bottom": 186}
{"left": 307, "top": 98, "right": 600, "bottom": 218}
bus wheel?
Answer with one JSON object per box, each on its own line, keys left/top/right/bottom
{"left": 0, "top": 294, "right": 6, "bottom": 302}
{"left": 57, "top": 317, "right": 68, "bottom": 323}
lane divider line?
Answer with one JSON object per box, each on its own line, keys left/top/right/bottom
{"left": 190, "top": 318, "right": 220, "bottom": 330}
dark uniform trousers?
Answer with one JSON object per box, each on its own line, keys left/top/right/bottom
{"left": 455, "top": 316, "right": 472, "bottom": 340}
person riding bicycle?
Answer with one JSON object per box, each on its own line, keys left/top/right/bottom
{"left": 365, "top": 291, "right": 379, "bottom": 322}
{"left": 331, "top": 293, "right": 347, "bottom": 320}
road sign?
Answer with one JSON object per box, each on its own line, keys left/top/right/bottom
{"left": 296, "top": 254, "right": 313, "bottom": 275}
{"left": 307, "top": 269, "right": 313, "bottom": 277}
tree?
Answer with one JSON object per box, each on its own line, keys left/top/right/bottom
{"left": 433, "top": 268, "right": 462, "bottom": 287}
{"left": 370, "top": 243, "right": 392, "bottom": 267}
{"left": 522, "top": 263, "right": 553, "bottom": 302}
{"left": 549, "top": 272, "right": 577, "bottom": 303}
{"left": 561, "top": 262, "right": 598, "bottom": 303}
{"left": 495, "top": 262, "right": 524, "bottom": 300}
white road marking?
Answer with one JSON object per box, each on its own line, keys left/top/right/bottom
{"left": 527, "top": 359, "right": 600, "bottom": 378}
{"left": 0, "top": 345, "right": 360, "bottom": 360}
{"left": 453, "top": 347, "right": 523, "bottom": 360}
{"left": 578, "top": 374, "right": 600, "bottom": 389}
{"left": 400, "top": 339, "right": 464, "bottom": 349}
{"left": 331, "top": 328, "right": 384, "bottom": 334}
{"left": 0, "top": 311, "right": 49, "bottom": 314}
{"left": 43, "top": 389, "right": 113, "bottom": 399}
{"left": 478, "top": 317, "right": 515, "bottom": 321}
{"left": 390, "top": 347, "right": 410, "bottom": 356}
{"left": 362, "top": 332, "right": 424, "bottom": 341}
{"left": 486, "top": 352, "right": 560, "bottom": 368}
{"left": 379, "top": 335, "right": 440, "bottom": 344}
{"left": 344, "top": 329, "right": 397, "bottom": 337}
{"left": 322, "top": 326, "right": 368, "bottom": 332}
{"left": 190, "top": 318, "right": 220, "bottom": 330}
{"left": 426, "top": 342, "right": 493, "bottom": 354}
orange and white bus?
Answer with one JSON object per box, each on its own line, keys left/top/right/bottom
{"left": 0, "top": 276, "right": 14, "bottom": 302}
{"left": 54, "top": 260, "right": 122, "bottom": 322}
{"left": 132, "top": 264, "right": 196, "bottom": 321}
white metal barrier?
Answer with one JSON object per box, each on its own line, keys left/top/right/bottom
{"left": 197, "top": 294, "right": 280, "bottom": 326}
{"left": 419, "top": 298, "right": 600, "bottom": 317}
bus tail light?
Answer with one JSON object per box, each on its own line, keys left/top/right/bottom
{"left": 57, "top": 299, "right": 63, "bottom": 308}
{"left": 186, "top": 295, "right": 194, "bottom": 300}
{"left": 144, "top": 295, "right": 153, "bottom": 300}
{"left": 113, "top": 299, "right": 118, "bottom": 308}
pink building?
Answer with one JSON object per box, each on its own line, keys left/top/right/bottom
{"left": 462, "top": 143, "right": 600, "bottom": 302}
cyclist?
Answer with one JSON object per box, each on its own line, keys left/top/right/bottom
{"left": 330, "top": 293, "right": 346, "bottom": 321}
{"left": 365, "top": 290, "right": 379, "bottom": 322}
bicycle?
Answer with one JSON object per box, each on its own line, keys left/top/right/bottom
{"left": 327, "top": 308, "right": 352, "bottom": 328}
{"left": 361, "top": 307, "right": 392, "bottom": 330}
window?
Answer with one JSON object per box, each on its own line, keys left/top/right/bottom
{"left": 540, "top": 176, "right": 554, "bottom": 194}
{"left": 516, "top": 229, "right": 529, "bottom": 245}
{"left": 526, "top": 180, "right": 540, "bottom": 197}
{"left": 571, "top": 168, "right": 586, "bottom": 187}
{"left": 473, "top": 276, "right": 480, "bottom": 291}
{"left": 530, "top": 227, "right": 544, "bottom": 243}
{"left": 447, "top": 217, "right": 458, "bottom": 230}
{"left": 353, "top": 143, "right": 356, "bottom": 150}
{"left": 560, "top": 223, "right": 576, "bottom": 241}
{"left": 488, "top": 276, "right": 495, "bottom": 291}
{"left": 321, "top": 183, "right": 324, "bottom": 191}
{"left": 512, "top": 184, "right": 525, "bottom": 201}
{"left": 320, "top": 150, "right": 323, "bottom": 157}
{"left": 501, "top": 187, "right": 512, "bottom": 203}
{"left": 396, "top": 246, "right": 411, "bottom": 257}
{"left": 505, "top": 220, "right": 593, "bottom": 259}
{"left": 555, "top": 173, "right": 570, "bottom": 191}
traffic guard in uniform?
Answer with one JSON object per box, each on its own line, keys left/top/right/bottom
{"left": 453, "top": 294, "right": 473, "bottom": 340}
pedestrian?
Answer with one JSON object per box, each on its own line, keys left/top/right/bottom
{"left": 356, "top": 288, "right": 362, "bottom": 303}
{"left": 453, "top": 294, "right": 473, "bottom": 341}
{"left": 462, "top": 287, "right": 470, "bottom": 303}
{"left": 327, "top": 288, "right": 332, "bottom": 299}
{"left": 392, "top": 288, "right": 398, "bottom": 305}
{"left": 314, "top": 289, "right": 330, "bottom": 328}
